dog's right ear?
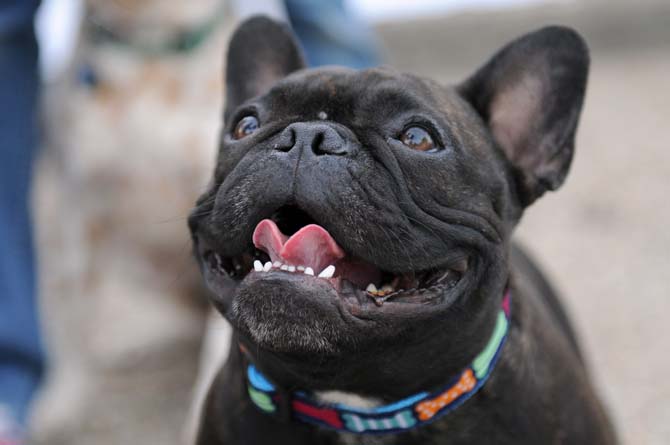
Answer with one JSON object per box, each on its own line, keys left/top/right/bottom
{"left": 224, "top": 15, "right": 306, "bottom": 120}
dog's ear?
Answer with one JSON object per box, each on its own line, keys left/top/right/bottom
{"left": 224, "top": 15, "right": 306, "bottom": 119}
{"left": 459, "top": 26, "right": 589, "bottom": 206}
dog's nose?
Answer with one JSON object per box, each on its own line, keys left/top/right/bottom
{"left": 274, "top": 122, "right": 352, "bottom": 156}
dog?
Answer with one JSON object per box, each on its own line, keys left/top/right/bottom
{"left": 188, "top": 16, "right": 617, "bottom": 444}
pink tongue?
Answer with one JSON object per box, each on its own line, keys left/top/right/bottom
{"left": 252, "top": 219, "right": 345, "bottom": 274}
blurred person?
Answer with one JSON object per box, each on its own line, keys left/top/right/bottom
{"left": 284, "top": 0, "right": 380, "bottom": 68}
{"left": 0, "top": 0, "right": 45, "bottom": 443}
{"left": 233, "top": 0, "right": 380, "bottom": 68}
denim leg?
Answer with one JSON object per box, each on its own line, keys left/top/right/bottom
{"left": 284, "top": 0, "right": 381, "bottom": 68}
{"left": 0, "top": 0, "right": 44, "bottom": 426}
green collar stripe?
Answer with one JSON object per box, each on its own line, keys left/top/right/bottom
{"left": 473, "top": 311, "right": 509, "bottom": 378}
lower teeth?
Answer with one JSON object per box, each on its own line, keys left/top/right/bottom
{"left": 364, "top": 269, "right": 459, "bottom": 297}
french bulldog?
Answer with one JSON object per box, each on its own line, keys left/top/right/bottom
{"left": 188, "top": 16, "right": 617, "bottom": 445}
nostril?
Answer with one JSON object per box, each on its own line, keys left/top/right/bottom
{"left": 311, "top": 132, "right": 326, "bottom": 155}
{"left": 311, "top": 127, "right": 349, "bottom": 156}
{"left": 273, "top": 127, "right": 295, "bottom": 152}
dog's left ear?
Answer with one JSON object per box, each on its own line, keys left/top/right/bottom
{"left": 224, "top": 15, "right": 306, "bottom": 119}
{"left": 459, "top": 26, "right": 589, "bottom": 206}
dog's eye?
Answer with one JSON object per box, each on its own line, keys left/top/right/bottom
{"left": 233, "top": 116, "right": 259, "bottom": 140}
{"left": 399, "top": 126, "right": 436, "bottom": 152}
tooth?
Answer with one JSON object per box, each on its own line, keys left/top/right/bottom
{"left": 452, "top": 258, "right": 469, "bottom": 273}
{"left": 253, "top": 260, "right": 263, "bottom": 272}
{"left": 280, "top": 264, "right": 289, "bottom": 271}
{"left": 318, "top": 265, "right": 335, "bottom": 279}
{"left": 304, "top": 267, "right": 314, "bottom": 276}
{"left": 366, "top": 283, "right": 378, "bottom": 293}
{"left": 273, "top": 261, "right": 282, "bottom": 268}
{"left": 297, "top": 266, "right": 305, "bottom": 271}
{"left": 263, "top": 262, "right": 272, "bottom": 272}
{"left": 381, "top": 285, "right": 394, "bottom": 293}
{"left": 288, "top": 265, "right": 296, "bottom": 272}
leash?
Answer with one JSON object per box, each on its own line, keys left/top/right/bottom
{"left": 243, "top": 291, "right": 511, "bottom": 435}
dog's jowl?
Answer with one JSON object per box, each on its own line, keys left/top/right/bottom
{"left": 188, "top": 16, "right": 617, "bottom": 445}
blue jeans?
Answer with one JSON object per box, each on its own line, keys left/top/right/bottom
{"left": 285, "top": 0, "right": 380, "bottom": 69}
{"left": 0, "top": 0, "right": 44, "bottom": 426}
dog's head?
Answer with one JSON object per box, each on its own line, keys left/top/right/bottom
{"left": 189, "top": 17, "right": 588, "bottom": 394}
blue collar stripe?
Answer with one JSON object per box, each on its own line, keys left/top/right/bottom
{"left": 248, "top": 364, "right": 275, "bottom": 392}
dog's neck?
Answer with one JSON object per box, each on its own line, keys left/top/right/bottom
{"left": 241, "top": 291, "right": 511, "bottom": 435}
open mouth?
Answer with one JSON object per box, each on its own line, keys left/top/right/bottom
{"left": 200, "top": 206, "right": 468, "bottom": 306}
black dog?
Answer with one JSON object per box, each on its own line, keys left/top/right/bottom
{"left": 189, "top": 16, "right": 616, "bottom": 444}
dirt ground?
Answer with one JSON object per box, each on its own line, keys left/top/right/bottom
{"left": 376, "top": 2, "right": 670, "bottom": 443}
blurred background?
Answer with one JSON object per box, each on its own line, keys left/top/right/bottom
{"left": 0, "top": 0, "right": 667, "bottom": 444}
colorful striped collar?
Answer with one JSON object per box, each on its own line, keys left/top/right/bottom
{"left": 245, "top": 292, "right": 511, "bottom": 435}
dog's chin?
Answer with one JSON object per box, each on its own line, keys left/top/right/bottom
{"left": 231, "top": 273, "right": 346, "bottom": 355}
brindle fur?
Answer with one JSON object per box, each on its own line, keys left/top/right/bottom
{"left": 189, "top": 16, "right": 617, "bottom": 445}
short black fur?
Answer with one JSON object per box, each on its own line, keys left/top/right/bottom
{"left": 189, "top": 16, "right": 616, "bottom": 445}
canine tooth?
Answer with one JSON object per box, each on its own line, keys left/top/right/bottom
{"left": 366, "top": 283, "right": 378, "bottom": 293}
{"left": 212, "top": 254, "right": 224, "bottom": 271}
{"left": 273, "top": 261, "right": 282, "bottom": 268}
{"left": 297, "top": 266, "right": 305, "bottom": 271}
{"left": 263, "top": 262, "right": 272, "bottom": 272}
{"left": 452, "top": 258, "right": 469, "bottom": 273}
{"left": 288, "top": 265, "right": 296, "bottom": 272}
{"left": 253, "top": 260, "right": 263, "bottom": 272}
{"left": 304, "top": 267, "right": 314, "bottom": 276}
{"left": 280, "top": 264, "right": 289, "bottom": 271}
{"left": 318, "top": 265, "right": 335, "bottom": 279}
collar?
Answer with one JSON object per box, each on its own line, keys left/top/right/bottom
{"left": 245, "top": 291, "right": 511, "bottom": 435}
